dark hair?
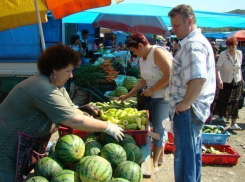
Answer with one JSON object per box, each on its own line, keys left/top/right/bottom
{"left": 168, "top": 4, "right": 196, "bottom": 24}
{"left": 71, "top": 34, "right": 80, "bottom": 45}
{"left": 37, "top": 43, "right": 80, "bottom": 76}
{"left": 81, "top": 29, "right": 89, "bottom": 36}
{"left": 126, "top": 32, "right": 149, "bottom": 49}
{"left": 226, "top": 37, "right": 238, "bottom": 46}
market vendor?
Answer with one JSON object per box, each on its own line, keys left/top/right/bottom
{"left": 0, "top": 43, "right": 124, "bottom": 182}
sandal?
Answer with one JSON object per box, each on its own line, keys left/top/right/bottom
{"left": 229, "top": 124, "right": 241, "bottom": 130}
{"left": 154, "top": 167, "right": 160, "bottom": 173}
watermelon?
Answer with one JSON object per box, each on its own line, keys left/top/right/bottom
{"left": 83, "top": 132, "right": 98, "bottom": 144}
{"left": 115, "top": 86, "right": 128, "bottom": 96}
{"left": 34, "top": 157, "right": 63, "bottom": 181}
{"left": 114, "top": 161, "right": 143, "bottom": 182}
{"left": 119, "top": 134, "right": 136, "bottom": 146}
{"left": 26, "top": 176, "right": 49, "bottom": 182}
{"left": 123, "top": 143, "right": 142, "bottom": 165}
{"left": 76, "top": 156, "right": 112, "bottom": 182}
{"left": 123, "top": 76, "right": 138, "bottom": 90}
{"left": 85, "top": 140, "right": 103, "bottom": 156}
{"left": 101, "top": 143, "right": 127, "bottom": 168}
{"left": 76, "top": 156, "right": 90, "bottom": 173}
{"left": 50, "top": 169, "right": 80, "bottom": 182}
{"left": 110, "top": 178, "right": 130, "bottom": 182}
{"left": 55, "top": 134, "right": 85, "bottom": 164}
{"left": 99, "top": 132, "right": 119, "bottom": 145}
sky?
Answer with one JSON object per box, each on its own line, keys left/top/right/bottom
{"left": 114, "top": 0, "right": 245, "bottom": 13}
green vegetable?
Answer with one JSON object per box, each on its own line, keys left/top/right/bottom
{"left": 125, "top": 123, "right": 137, "bottom": 130}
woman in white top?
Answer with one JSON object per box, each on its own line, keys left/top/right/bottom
{"left": 119, "top": 32, "right": 173, "bottom": 172}
{"left": 211, "top": 37, "right": 243, "bottom": 130}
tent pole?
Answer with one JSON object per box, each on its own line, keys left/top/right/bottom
{"left": 34, "top": 0, "right": 46, "bottom": 51}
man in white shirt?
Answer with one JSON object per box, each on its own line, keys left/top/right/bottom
{"left": 168, "top": 5, "right": 216, "bottom": 182}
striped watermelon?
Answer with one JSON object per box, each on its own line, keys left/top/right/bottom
{"left": 76, "top": 156, "right": 112, "bottom": 182}
{"left": 114, "top": 161, "right": 143, "bottom": 182}
{"left": 123, "top": 143, "right": 142, "bottom": 165}
{"left": 123, "top": 76, "right": 138, "bottom": 90}
{"left": 115, "top": 86, "right": 128, "bottom": 96}
{"left": 101, "top": 143, "right": 127, "bottom": 168}
{"left": 100, "top": 132, "right": 119, "bottom": 145}
{"left": 85, "top": 140, "right": 103, "bottom": 156}
{"left": 119, "top": 134, "right": 136, "bottom": 146}
{"left": 34, "top": 157, "right": 63, "bottom": 181}
{"left": 26, "top": 176, "right": 49, "bottom": 182}
{"left": 50, "top": 169, "right": 80, "bottom": 182}
{"left": 83, "top": 132, "right": 98, "bottom": 144}
{"left": 76, "top": 156, "right": 90, "bottom": 173}
{"left": 110, "top": 178, "right": 130, "bottom": 182}
{"left": 55, "top": 134, "right": 85, "bottom": 164}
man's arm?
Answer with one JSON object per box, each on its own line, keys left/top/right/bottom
{"left": 175, "top": 78, "right": 206, "bottom": 114}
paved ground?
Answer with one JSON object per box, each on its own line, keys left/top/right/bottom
{"left": 155, "top": 108, "right": 245, "bottom": 182}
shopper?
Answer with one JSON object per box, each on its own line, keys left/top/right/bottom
{"left": 119, "top": 32, "right": 173, "bottom": 172}
{"left": 0, "top": 43, "right": 124, "bottom": 182}
{"left": 168, "top": 4, "right": 216, "bottom": 182}
{"left": 211, "top": 37, "right": 243, "bottom": 130}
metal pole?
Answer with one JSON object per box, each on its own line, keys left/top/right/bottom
{"left": 34, "top": 0, "right": 46, "bottom": 51}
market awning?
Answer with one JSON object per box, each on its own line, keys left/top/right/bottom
{"left": 203, "top": 32, "right": 231, "bottom": 39}
{"left": 223, "top": 30, "right": 245, "bottom": 41}
{"left": 63, "top": 3, "right": 245, "bottom": 29}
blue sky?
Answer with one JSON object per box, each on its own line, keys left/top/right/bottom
{"left": 115, "top": 0, "right": 245, "bottom": 13}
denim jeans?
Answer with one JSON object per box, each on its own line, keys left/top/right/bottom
{"left": 151, "top": 98, "right": 169, "bottom": 147}
{"left": 173, "top": 108, "right": 203, "bottom": 182}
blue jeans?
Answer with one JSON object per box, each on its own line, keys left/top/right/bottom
{"left": 151, "top": 98, "right": 169, "bottom": 147}
{"left": 173, "top": 108, "right": 203, "bottom": 182}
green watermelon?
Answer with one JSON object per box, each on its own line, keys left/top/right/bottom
{"left": 55, "top": 134, "right": 85, "bottom": 164}
{"left": 85, "top": 140, "right": 103, "bottom": 156}
{"left": 26, "top": 176, "right": 49, "bottom": 182}
{"left": 114, "top": 161, "right": 143, "bottom": 182}
{"left": 76, "top": 156, "right": 112, "bottom": 182}
{"left": 50, "top": 169, "right": 80, "bottom": 182}
{"left": 110, "top": 178, "right": 130, "bottom": 182}
{"left": 123, "top": 76, "right": 138, "bottom": 90}
{"left": 115, "top": 86, "right": 128, "bottom": 96}
{"left": 123, "top": 143, "right": 142, "bottom": 165}
{"left": 83, "top": 132, "right": 98, "bottom": 144}
{"left": 101, "top": 143, "right": 127, "bottom": 168}
{"left": 76, "top": 156, "right": 90, "bottom": 173}
{"left": 99, "top": 132, "right": 119, "bottom": 145}
{"left": 34, "top": 157, "right": 63, "bottom": 181}
{"left": 119, "top": 134, "right": 136, "bottom": 146}
{"left": 108, "top": 90, "right": 116, "bottom": 96}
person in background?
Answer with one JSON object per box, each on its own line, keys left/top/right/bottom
{"left": 104, "top": 35, "right": 112, "bottom": 47}
{"left": 124, "top": 36, "right": 129, "bottom": 47}
{"left": 93, "top": 40, "right": 98, "bottom": 50}
{"left": 70, "top": 34, "right": 84, "bottom": 57}
{"left": 117, "top": 42, "right": 124, "bottom": 50}
{"left": 166, "top": 38, "right": 173, "bottom": 51}
{"left": 0, "top": 43, "right": 124, "bottom": 182}
{"left": 79, "top": 29, "right": 89, "bottom": 64}
{"left": 211, "top": 37, "right": 243, "bottom": 130}
{"left": 168, "top": 4, "right": 216, "bottom": 182}
{"left": 119, "top": 32, "right": 173, "bottom": 172}
{"left": 172, "top": 38, "right": 179, "bottom": 57}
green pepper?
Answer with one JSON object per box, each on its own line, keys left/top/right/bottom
{"left": 118, "top": 110, "right": 127, "bottom": 119}
{"left": 100, "top": 110, "right": 107, "bottom": 121}
{"left": 125, "top": 123, "right": 137, "bottom": 130}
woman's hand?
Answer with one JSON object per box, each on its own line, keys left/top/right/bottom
{"left": 119, "top": 95, "right": 128, "bottom": 101}
{"left": 104, "top": 122, "right": 124, "bottom": 141}
{"left": 141, "top": 88, "right": 153, "bottom": 97}
{"left": 217, "top": 80, "right": 223, "bottom": 89}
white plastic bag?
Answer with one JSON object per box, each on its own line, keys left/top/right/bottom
{"left": 162, "top": 118, "right": 174, "bottom": 134}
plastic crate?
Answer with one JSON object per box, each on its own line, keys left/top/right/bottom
{"left": 202, "top": 125, "right": 230, "bottom": 145}
{"left": 202, "top": 145, "right": 241, "bottom": 165}
{"left": 58, "top": 111, "right": 149, "bottom": 147}
{"left": 164, "top": 142, "right": 175, "bottom": 153}
{"left": 1, "top": 77, "right": 25, "bottom": 93}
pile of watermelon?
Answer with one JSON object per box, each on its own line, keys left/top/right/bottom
{"left": 28, "top": 133, "right": 143, "bottom": 182}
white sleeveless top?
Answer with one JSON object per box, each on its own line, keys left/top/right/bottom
{"left": 139, "top": 45, "right": 173, "bottom": 100}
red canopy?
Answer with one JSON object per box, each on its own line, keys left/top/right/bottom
{"left": 225, "top": 30, "right": 245, "bottom": 41}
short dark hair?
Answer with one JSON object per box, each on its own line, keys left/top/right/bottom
{"left": 127, "top": 32, "right": 149, "bottom": 49}
{"left": 37, "top": 43, "right": 80, "bottom": 76}
{"left": 71, "top": 34, "right": 80, "bottom": 45}
{"left": 168, "top": 4, "right": 196, "bottom": 24}
{"left": 226, "top": 37, "right": 238, "bottom": 46}
{"left": 81, "top": 29, "right": 89, "bottom": 36}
